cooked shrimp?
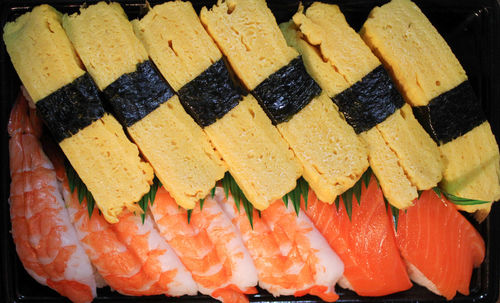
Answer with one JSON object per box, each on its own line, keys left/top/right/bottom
{"left": 215, "top": 188, "right": 343, "bottom": 302}
{"left": 111, "top": 211, "right": 198, "bottom": 296}
{"left": 56, "top": 162, "right": 197, "bottom": 297}
{"left": 150, "top": 187, "right": 258, "bottom": 302}
{"left": 262, "top": 200, "right": 344, "bottom": 301}
{"left": 8, "top": 93, "right": 96, "bottom": 303}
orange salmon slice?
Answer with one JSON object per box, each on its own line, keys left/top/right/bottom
{"left": 394, "top": 189, "right": 485, "bottom": 300}
{"left": 304, "top": 175, "right": 412, "bottom": 296}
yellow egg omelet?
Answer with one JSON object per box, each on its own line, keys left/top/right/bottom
{"left": 361, "top": 0, "right": 500, "bottom": 216}
{"left": 3, "top": 4, "right": 154, "bottom": 223}
{"left": 62, "top": 1, "right": 227, "bottom": 210}
{"left": 201, "top": 0, "right": 369, "bottom": 203}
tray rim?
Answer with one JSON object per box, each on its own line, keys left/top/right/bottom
{"left": 0, "top": 0, "right": 499, "bottom": 302}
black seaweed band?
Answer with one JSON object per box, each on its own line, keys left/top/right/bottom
{"left": 412, "top": 80, "right": 486, "bottom": 145}
{"left": 251, "top": 56, "right": 321, "bottom": 125}
{"left": 332, "top": 65, "right": 405, "bottom": 134}
{"left": 36, "top": 73, "right": 105, "bottom": 142}
{"left": 178, "top": 59, "right": 242, "bottom": 127}
{"left": 102, "top": 60, "right": 174, "bottom": 127}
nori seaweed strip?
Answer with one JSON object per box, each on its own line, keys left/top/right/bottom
{"left": 36, "top": 73, "right": 105, "bottom": 142}
{"left": 178, "top": 59, "right": 242, "bottom": 127}
{"left": 412, "top": 80, "right": 486, "bottom": 145}
{"left": 251, "top": 56, "right": 321, "bottom": 125}
{"left": 332, "top": 65, "right": 405, "bottom": 134}
{"left": 102, "top": 60, "right": 174, "bottom": 127}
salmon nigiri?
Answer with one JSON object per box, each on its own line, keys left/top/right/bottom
{"left": 8, "top": 93, "right": 97, "bottom": 303}
{"left": 304, "top": 175, "right": 412, "bottom": 296}
{"left": 395, "top": 189, "right": 485, "bottom": 300}
{"left": 215, "top": 188, "right": 343, "bottom": 302}
{"left": 150, "top": 187, "right": 258, "bottom": 302}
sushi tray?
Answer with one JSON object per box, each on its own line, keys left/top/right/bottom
{"left": 1, "top": 0, "right": 500, "bottom": 302}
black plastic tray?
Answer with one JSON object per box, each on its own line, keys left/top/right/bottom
{"left": 1, "top": 0, "right": 499, "bottom": 302}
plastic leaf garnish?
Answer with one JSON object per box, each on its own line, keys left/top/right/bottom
{"left": 382, "top": 196, "right": 398, "bottom": 231}
{"left": 444, "top": 193, "right": 491, "bottom": 205}
{"left": 298, "top": 178, "right": 309, "bottom": 209}
{"left": 86, "top": 191, "right": 94, "bottom": 218}
{"left": 342, "top": 187, "right": 353, "bottom": 221}
{"left": 77, "top": 180, "right": 85, "bottom": 204}
{"left": 282, "top": 177, "right": 309, "bottom": 216}
{"left": 67, "top": 162, "right": 76, "bottom": 193}
{"left": 417, "top": 190, "right": 423, "bottom": 199}
{"left": 65, "top": 160, "right": 96, "bottom": 219}
{"left": 221, "top": 172, "right": 254, "bottom": 228}
{"left": 230, "top": 177, "right": 241, "bottom": 213}
{"left": 432, "top": 187, "right": 442, "bottom": 198}
{"left": 283, "top": 194, "right": 289, "bottom": 207}
{"left": 391, "top": 205, "right": 400, "bottom": 232}
{"left": 354, "top": 183, "right": 362, "bottom": 206}
{"left": 200, "top": 198, "right": 205, "bottom": 211}
{"left": 222, "top": 173, "right": 231, "bottom": 200}
{"left": 187, "top": 209, "right": 193, "bottom": 223}
{"left": 432, "top": 187, "right": 491, "bottom": 205}
{"left": 241, "top": 195, "right": 254, "bottom": 229}
{"left": 292, "top": 185, "right": 301, "bottom": 215}
{"left": 337, "top": 168, "right": 372, "bottom": 220}
{"left": 362, "top": 167, "right": 372, "bottom": 189}
{"left": 137, "top": 176, "right": 161, "bottom": 223}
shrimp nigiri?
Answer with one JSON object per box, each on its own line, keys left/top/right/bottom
{"left": 53, "top": 157, "right": 198, "bottom": 297}
{"left": 215, "top": 188, "right": 343, "bottom": 302}
{"left": 8, "top": 93, "right": 97, "bottom": 303}
{"left": 150, "top": 187, "right": 258, "bottom": 302}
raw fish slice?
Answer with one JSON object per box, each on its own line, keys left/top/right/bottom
{"left": 110, "top": 211, "right": 198, "bottom": 297}
{"left": 215, "top": 188, "right": 342, "bottom": 302}
{"left": 395, "top": 189, "right": 485, "bottom": 299}
{"left": 304, "top": 175, "right": 412, "bottom": 296}
{"left": 8, "top": 94, "right": 96, "bottom": 303}
{"left": 150, "top": 187, "right": 257, "bottom": 302}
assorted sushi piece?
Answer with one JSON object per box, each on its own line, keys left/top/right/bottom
{"left": 61, "top": 183, "right": 198, "bottom": 297}
{"left": 215, "top": 188, "right": 343, "bottom": 301}
{"left": 150, "top": 187, "right": 258, "bottom": 302}
{"left": 8, "top": 94, "right": 98, "bottom": 303}
{"left": 3, "top": 0, "right": 497, "bottom": 302}
{"left": 360, "top": 0, "right": 500, "bottom": 218}
{"left": 132, "top": 1, "right": 302, "bottom": 210}
{"left": 304, "top": 174, "right": 413, "bottom": 297}
{"left": 394, "top": 189, "right": 485, "bottom": 299}
{"left": 62, "top": 2, "right": 226, "bottom": 212}
{"left": 200, "top": 0, "right": 370, "bottom": 204}
{"left": 280, "top": 2, "right": 443, "bottom": 209}
{"left": 3, "top": 4, "right": 154, "bottom": 223}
